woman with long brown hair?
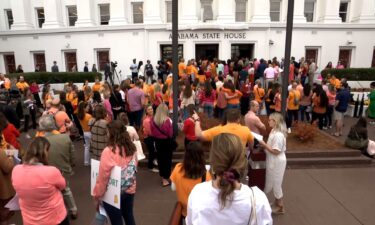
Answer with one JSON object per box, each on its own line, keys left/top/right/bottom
{"left": 93, "top": 120, "right": 137, "bottom": 225}
{"left": 186, "top": 133, "right": 272, "bottom": 225}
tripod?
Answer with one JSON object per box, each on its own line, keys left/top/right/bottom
{"left": 111, "top": 68, "right": 122, "bottom": 85}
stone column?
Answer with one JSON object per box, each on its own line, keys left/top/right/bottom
{"left": 109, "top": 0, "right": 128, "bottom": 25}
{"left": 248, "top": 0, "right": 270, "bottom": 23}
{"left": 144, "top": 0, "right": 163, "bottom": 24}
{"left": 350, "top": 0, "right": 375, "bottom": 23}
{"left": 43, "top": 0, "right": 64, "bottom": 29}
{"left": 316, "top": 0, "right": 341, "bottom": 23}
{"left": 10, "top": 0, "right": 34, "bottom": 30}
{"left": 75, "top": 0, "right": 96, "bottom": 27}
{"left": 216, "top": 0, "right": 235, "bottom": 23}
{"left": 179, "top": 0, "right": 198, "bottom": 24}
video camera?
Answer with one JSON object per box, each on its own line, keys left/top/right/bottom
{"left": 111, "top": 61, "right": 118, "bottom": 68}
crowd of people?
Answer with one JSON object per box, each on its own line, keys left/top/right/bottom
{"left": 0, "top": 55, "right": 374, "bottom": 225}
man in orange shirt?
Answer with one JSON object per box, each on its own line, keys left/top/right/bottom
{"left": 16, "top": 76, "right": 29, "bottom": 93}
{"left": 286, "top": 82, "right": 300, "bottom": 133}
{"left": 0, "top": 73, "right": 11, "bottom": 89}
{"left": 178, "top": 58, "right": 187, "bottom": 79}
{"left": 193, "top": 109, "right": 254, "bottom": 149}
{"left": 92, "top": 77, "right": 102, "bottom": 92}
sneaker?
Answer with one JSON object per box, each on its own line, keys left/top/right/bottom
{"left": 153, "top": 159, "right": 158, "bottom": 166}
{"left": 25, "top": 134, "right": 31, "bottom": 139}
{"left": 328, "top": 126, "right": 332, "bottom": 129}
{"left": 287, "top": 128, "right": 291, "bottom": 134}
{"left": 272, "top": 206, "right": 285, "bottom": 215}
{"left": 323, "top": 127, "right": 328, "bottom": 130}
{"left": 150, "top": 168, "right": 159, "bottom": 173}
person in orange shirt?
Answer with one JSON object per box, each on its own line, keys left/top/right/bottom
{"left": 170, "top": 142, "right": 212, "bottom": 218}
{"left": 77, "top": 101, "right": 93, "bottom": 166}
{"left": 178, "top": 58, "right": 187, "bottom": 79}
{"left": 16, "top": 76, "right": 29, "bottom": 93}
{"left": 254, "top": 80, "right": 266, "bottom": 114}
{"left": 329, "top": 74, "right": 341, "bottom": 89}
{"left": 222, "top": 81, "right": 242, "bottom": 109}
{"left": 311, "top": 85, "right": 328, "bottom": 130}
{"left": 286, "top": 82, "right": 301, "bottom": 133}
{"left": 82, "top": 80, "right": 90, "bottom": 91}
{"left": 165, "top": 74, "right": 173, "bottom": 87}
{"left": 0, "top": 73, "right": 11, "bottom": 89}
{"left": 210, "top": 59, "right": 218, "bottom": 78}
{"left": 196, "top": 70, "right": 206, "bottom": 84}
{"left": 92, "top": 77, "right": 102, "bottom": 93}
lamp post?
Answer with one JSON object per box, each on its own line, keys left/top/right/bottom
{"left": 172, "top": 0, "right": 179, "bottom": 136}
{"left": 281, "top": 0, "right": 295, "bottom": 116}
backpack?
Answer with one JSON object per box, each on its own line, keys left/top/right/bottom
{"left": 145, "top": 64, "right": 154, "bottom": 76}
{"left": 120, "top": 154, "right": 137, "bottom": 192}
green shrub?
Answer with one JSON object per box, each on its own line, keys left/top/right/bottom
{"left": 320, "top": 68, "right": 375, "bottom": 81}
{"left": 7, "top": 72, "right": 102, "bottom": 83}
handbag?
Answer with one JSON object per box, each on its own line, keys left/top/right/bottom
{"left": 168, "top": 202, "right": 183, "bottom": 225}
{"left": 247, "top": 187, "right": 258, "bottom": 225}
{"left": 133, "top": 140, "right": 146, "bottom": 160}
{"left": 345, "top": 129, "right": 368, "bottom": 149}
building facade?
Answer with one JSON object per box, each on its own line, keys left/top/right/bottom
{"left": 0, "top": 0, "right": 375, "bottom": 76}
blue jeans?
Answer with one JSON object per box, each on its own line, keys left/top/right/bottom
{"left": 299, "top": 105, "right": 311, "bottom": 122}
{"left": 129, "top": 109, "right": 144, "bottom": 129}
{"left": 103, "top": 193, "right": 136, "bottom": 225}
{"left": 203, "top": 104, "right": 214, "bottom": 118}
{"left": 227, "top": 104, "right": 239, "bottom": 109}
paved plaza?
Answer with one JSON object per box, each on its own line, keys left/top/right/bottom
{"left": 7, "top": 116, "right": 375, "bottom": 225}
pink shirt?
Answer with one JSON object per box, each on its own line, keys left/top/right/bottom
{"left": 264, "top": 67, "right": 276, "bottom": 79}
{"left": 12, "top": 165, "right": 67, "bottom": 225}
{"left": 150, "top": 118, "right": 173, "bottom": 139}
{"left": 327, "top": 91, "right": 336, "bottom": 106}
{"left": 142, "top": 115, "right": 152, "bottom": 138}
{"left": 103, "top": 99, "right": 113, "bottom": 119}
{"left": 93, "top": 147, "right": 137, "bottom": 198}
{"left": 128, "top": 87, "right": 145, "bottom": 112}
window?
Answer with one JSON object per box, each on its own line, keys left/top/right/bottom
{"left": 64, "top": 52, "right": 77, "bottom": 72}
{"left": 305, "top": 48, "right": 318, "bottom": 65}
{"left": 3, "top": 54, "right": 16, "bottom": 74}
{"left": 372, "top": 49, "right": 375, "bottom": 68}
{"left": 338, "top": 49, "right": 352, "bottom": 68}
{"left": 132, "top": 2, "right": 144, "bottom": 24}
{"left": 160, "top": 45, "right": 183, "bottom": 62}
{"left": 36, "top": 8, "right": 45, "bottom": 28}
{"left": 5, "top": 9, "right": 13, "bottom": 29}
{"left": 166, "top": 1, "right": 172, "bottom": 23}
{"left": 235, "top": 0, "right": 247, "bottom": 22}
{"left": 67, "top": 6, "right": 77, "bottom": 26}
{"left": 304, "top": 0, "right": 315, "bottom": 22}
{"left": 99, "top": 4, "right": 110, "bottom": 25}
{"left": 97, "top": 50, "right": 110, "bottom": 71}
{"left": 231, "top": 44, "right": 254, "bottom": 59}
{"left": 270, "top": 0, "right": 281, "bottom": 22}
{"left": 33, "top": 53, "right": 46, "bottom": 72}
{"left": 339, "top": 1, "right": 349, "bottom": 22}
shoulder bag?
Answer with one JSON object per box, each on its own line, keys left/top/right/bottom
{"left": 345, "top": 129, "right": 368, "bottom": 150}
{"left": 247, "top": 187, "right": 258, "bottom": 225}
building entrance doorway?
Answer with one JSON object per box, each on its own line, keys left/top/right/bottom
{"left": 195, "top": 44, "right": 219, "bottom": 61}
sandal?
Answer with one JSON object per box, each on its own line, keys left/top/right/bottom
{"left": 272, "top": 206, "right": 285, "bottom": 215}
{"left": 331, "top": 133, "right": 340, "bottom": 137}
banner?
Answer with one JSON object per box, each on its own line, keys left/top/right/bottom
{"left": 91, "top": 159, "right": 121, "bottom": 209}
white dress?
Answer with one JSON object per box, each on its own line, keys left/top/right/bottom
{"left": 186, "top": 181, "right": 273, "bottom": 225}
{"left": 264, "top": 130, "right": 287, "bottom": 199}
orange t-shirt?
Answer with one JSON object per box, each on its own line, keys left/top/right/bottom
{"left": 16, "top": 82, "right": 29, "bottom": 92}
{"left": 210, "top": 63, "right": 217, "bottom": 77}
{"left": 287, "top": 90, "right": 300, "bottom": 110}
{"left": 166, "top": 77, "right": 173, "bottom": 87}
{"left": 79, "top": 113, "right": 93, "bottom": 132}
{"left": 330, "top": 78, "right": 341, "bottom": 89}
{"left": 170, "top": 163, "right": 212, "bottom": 217}
{"left": 254, "top": 87, "right": 265, "bottom": 103}
{"left": 202, "top": 123, "right": 254, "bottom": 147}
{"left": 92, "top": 83, "right": 102, "bottom": 92}
{"left": 223, "top": 88, "right": 242, "bottom": 105}
{"left": 178, "top": 63, "right": 186, "bottom": 77}
{"left": 196, "top": 74, "right": 206, "bottom": 84}
{"left": 313, "top": 95, "right": 326, "bottom": 114}
{"left": 66, "top": 92, "right": 74, "bottom": 102}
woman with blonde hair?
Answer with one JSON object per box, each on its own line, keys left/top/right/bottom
{"left": 258, "top": 112, "right": 287, "bottom": 214}
{"left": 186, "top": 133, "right": 272, "bottom": 225}
{"left": 150, "top": 103, "right": 176, "bottom": 186}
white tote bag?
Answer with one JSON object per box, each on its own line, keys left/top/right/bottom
{"left": 133, "top": 140, "right": 146, "bottom": 160}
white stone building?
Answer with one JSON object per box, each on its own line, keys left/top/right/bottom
{"left": 0, "top": 0, "right": 375, "bottom": 77}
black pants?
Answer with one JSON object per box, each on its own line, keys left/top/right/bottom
{"left": 240, "top": 96, "right": 250, "bottom": 116}
{"left": 312, "top": 112, "right": 325, "bottom": 130}
{"left": 72, "top": 114, "right": 83, "bottom": 137}
{"left": 24, "top": 108, "right": 37, "bottom": 131}
{"left": 103, "top": 193, "right": 136, "bottom": 225}
{"left": 287, "top": 109, "right": 299, "bottom": 128}
{"left": 33, "top": 93, "right": 42, "bottom": 108}
{"left": 154, "top": 138, "right": 173, "bottom": 180}
{"left": 128, "top": 109, "right": 144, "bottom": 129}
{"left": 144, "top": 137, "right": 157, "bottom": 169}
{"left": 132, "top": 72, "right": 138, "bottom": 83}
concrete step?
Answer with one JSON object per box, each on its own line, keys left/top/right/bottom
{"left": 286, "top": 150, "right": 362, "bottom": 158}
{"left": 287, "top": 156, "right": 372, "bottom": 166}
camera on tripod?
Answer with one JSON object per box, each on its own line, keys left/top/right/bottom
{"left": 111, "top": 61, "right": 118, "bottom": 68}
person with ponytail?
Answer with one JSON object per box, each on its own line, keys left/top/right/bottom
{"left": 93, "top": 120, "right": 137, "bottom": 225}
{"left": 258, "top": 112, "right": 287, "bottom": 214}
{"left": 77, "top": 101, "right": 92, "bottom": 166}
{"left": 186, "top": 133, "right": 272, "bottom": 225}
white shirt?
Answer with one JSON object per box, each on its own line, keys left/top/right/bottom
{"left": 216, "top": 81, "right": 224, "bottom": 91}
{"left": 186, "top": 181, "right": 272, "bottom": 225}
{"left": 264, "top": 67, "right": 276, "bottom": 79}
